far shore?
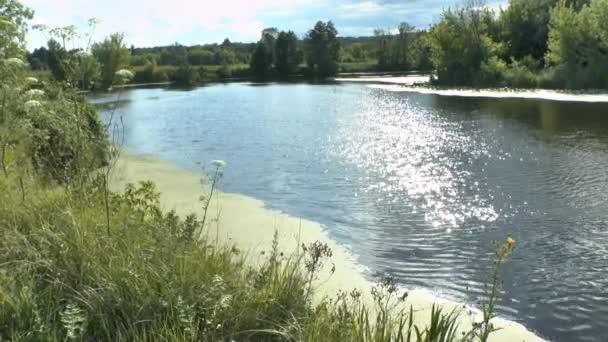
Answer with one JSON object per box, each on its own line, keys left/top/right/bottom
{"left": 104, "top": 74, "right": 608, "bottom": 104}
{"left": 108, "top": 150, "right": 545, "bottom": 342}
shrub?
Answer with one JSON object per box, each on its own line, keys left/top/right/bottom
{"left": 476, "top": 56, "right": 508, "bottom": 87}
{"left": 503, "top": 58, "right": 540, "bottom": 89}
{"left": 173, "top": 63, "right": 199, "bottom": 86}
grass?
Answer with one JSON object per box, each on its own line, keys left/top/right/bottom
{"left": 130, "top": 64, "right": 250, "bottom": 74}
{"left": 0, "top": 158, "right": 517, "bottom": 341}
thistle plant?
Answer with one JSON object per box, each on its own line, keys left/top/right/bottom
{"left": 464, "top": 236, "right": 517, "bottom": 342}
{"left": 199, "top": 159, "right": 226, "bottom": 242}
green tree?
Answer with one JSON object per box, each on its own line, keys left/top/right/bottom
{"left": 275, "top": 30, "right": 302, "bottom": 76}
{"left": 92, "top": 33, "right": 130, "bottom": 87}
{"left": 429, "top": 0, "right": 503, "bottom": 85}
{"left": 545, "top": 0, "right": 608, "bottom": 88}
{"left": 72, "top": 53, "right": 101, "bottom": 89}
{"left": 47, "top": 38, "right": 68, "bottom": 81}
{"left": 408, "top": 33, "right": 433, "bottom": 71}
{"left": 188, "top": 49, "right": 214, "bottom": 65}
{"left": 392, "top": 22, "right": 415, "bottom": 69}
{"left": 250, "top": 41, "right": 272, "bottom": 77}
{"left": 0, "top": 0, "right": 33, "bottom": 57}
{"left": 173, "top": 63, "right": 199, "bottom": 86}
{"left": 304, "top": 21, "right": 340, "bottom": 76}
{"left": 500, "top": 0, "right": 590, "bottom": 63}
{"left": 374, "top": 29, "right": 391, "bottom": 69}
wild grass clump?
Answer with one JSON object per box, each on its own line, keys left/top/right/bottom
{"left": 0, "top": 174, "right": 313, "bottom": 341}
{"left": 0, "top": 166, "right": 517, "bottom": 341}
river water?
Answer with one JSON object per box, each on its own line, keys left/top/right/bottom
{"left": 93, "top": 82, "right": 608, "bottom": 342}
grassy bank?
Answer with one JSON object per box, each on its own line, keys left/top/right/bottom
{"left": 128, "top": 61, "right": 386, "bottom": 86}
{"left": 0, "top": 148, "right": 540, "bottom": 341}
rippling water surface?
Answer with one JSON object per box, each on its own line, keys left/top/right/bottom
{"left": 92, "top": 83, "right": 608, "bottom": 341}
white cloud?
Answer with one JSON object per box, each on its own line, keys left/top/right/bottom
{"left": 23, "top": 0, "right": 312, "bottom": 48}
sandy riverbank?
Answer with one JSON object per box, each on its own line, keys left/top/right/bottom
{"left": 371, "top": 84, "right": 608, "bottom": 102}
{"left": 335, "top": 75, "right": 608, "bottom": 102}
{"left": 109, "top": 151, "right": 545, "bottom": 342}
{"left": 334, "top": 75, "right": 430, "bottom": 85}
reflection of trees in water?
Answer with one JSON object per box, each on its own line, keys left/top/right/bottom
{"left": 539, "top": 102, "right": 559, "bottom": 134}
{"left": 426, "top": 94, "right": 608, "bottom": 137}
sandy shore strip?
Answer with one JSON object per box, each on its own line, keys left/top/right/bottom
{"left": 334, "top": 75, "right": 430, "bottom": 85}
{"left": 109, "top": 151, "right": 545, "bottom": 342}
{"left": 369, "top": 83, "right": 608, "bottom": 103}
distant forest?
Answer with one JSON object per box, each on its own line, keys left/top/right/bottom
{"left": 27, "top": 0, "right": 608, "bottom": 89}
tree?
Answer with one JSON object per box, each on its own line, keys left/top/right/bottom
{"left": 408, "top": 32, "right": 433, "bottom": 71}
{"left": 0, "top": 0, "right": 34, "bottom": 57}
{"left": 429, "top": 0, "right": 503, "bottom": 85}
{"left": 275, "top": 31, "right": 302, "bottom": 76}
{"left": 47, "top": 38, "right": 68, "bottom": 81}
{"left": 304, "top": 21, "right": 340, "bottom": 76}
{"left": 174, "top": 63, "right": 199, "bottom": 86}
{"left": 545, "top": 0, "right": 608, "bottom": 88}
{"left": 28, "top": 46, "right": 49, "bottom": 69}
{"left": 250, "top": 41, "right": 272, "bottom": 77}
{"left": 72, "top": 53, "right": 101, "bottom": 89}
{"left": 374, "top": 29, "right": 391, "bottom": 69}
{"left": 188, "top": 49, "right": 214, "bottom": 65}
{"left": 393, "top": 22, "right": 415, "bottom": 69}
{"left": 92, "top": 33, "right": 130, "bottom": 87}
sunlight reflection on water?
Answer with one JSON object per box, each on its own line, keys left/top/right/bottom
{"left": 334, "top": 92, "right": 498, "bottom": 229}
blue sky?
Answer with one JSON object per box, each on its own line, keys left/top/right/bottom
{"left": 23, "top": 0, "right": 506, "bottom": 50}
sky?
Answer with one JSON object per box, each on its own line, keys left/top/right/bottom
{"left": 22, "top": 0, "right": 506, "bottom": 50}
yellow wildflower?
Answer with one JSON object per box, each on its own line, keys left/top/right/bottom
{"left": 506, "top": 236, "right": 515, "bottom": 247}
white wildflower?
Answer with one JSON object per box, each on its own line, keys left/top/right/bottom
{"left": 4, "top": 57, "right": 26, "bottom": 68}
{"left": 216, "top": 323, "right": 222, "bottom": 330}
{"left": 24, "top": 100, "right": 42, "bottom": 109}
{"left": 25, "top": 89, "right": 45, "bottom": 97}
{"left": 211, "top": 160, "right": 226, "bottom": 168}
{"left": 25, "top": 76, "right": 38, "bottom": 84}
{"left": 115, "top": 69, "right": 134, "bottom": 80}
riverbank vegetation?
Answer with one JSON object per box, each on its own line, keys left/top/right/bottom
{"left": 428, "top": 0, "right": 608, "bottom": 89}
{"left": 0, "top": 0, "right": 529, "bottom": 340}
{"left": 24, "top": 0, "right": 608, "bottom": 90}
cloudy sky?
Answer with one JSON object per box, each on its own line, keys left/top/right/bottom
{"left": 23, "top": 0, "right": 506, "bottom": 50}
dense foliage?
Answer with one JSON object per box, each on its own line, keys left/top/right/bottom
{"left": 427, "top": 0, "right": 608, "bottom": 89}
{"left": 24, "top": 0, "right": 608, "bottom": 89}
{"left": 91, "top": 33, "right": 130, "bottom": 87}
{"left": 304, "top": 21, "right": 341, "bottom": 77}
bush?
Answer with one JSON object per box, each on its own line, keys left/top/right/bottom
{"left": 173, "top": 63, "right": 199, "bottom": 86}
{"left": 133, "top": 61, "right": 169, "bottom": 84}
{"left": 503, "top": 58, "right": 540, "bottom": 89}
{"left": 476, "top": 56, "right": 508, "bottom": 87}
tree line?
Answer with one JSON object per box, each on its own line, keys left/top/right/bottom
{"left": 427, "top": 0, "right": 608, "bottom": 89}
{"left": 26, "top": 0, "right": 608, "bottom": 89}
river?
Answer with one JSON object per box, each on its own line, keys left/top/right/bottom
{"left": 92, "top": 82, "right": 608, "bottom": 342}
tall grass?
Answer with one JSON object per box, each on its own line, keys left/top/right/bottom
{"left": 0, "top": 162, "right": 517, "bottom": 341}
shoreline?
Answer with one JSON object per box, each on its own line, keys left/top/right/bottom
{"left": 109, "top": 151, "right": 545, "bottom": 342}
{"left": 371, "top": 84, "right": 608, "bottom": 103}
{"left": 335, "top": 75, "right": 608, "bottom": 102}
{"left": 108, "top": 75, "right": 608, "bottom": 104}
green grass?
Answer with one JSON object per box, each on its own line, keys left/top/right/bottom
{"left": 0, "top": 161, "right": 515, "bottom": 341}
{"left": 130, "top": 64, "right": 249, "bottom": 74}
{"left": 338, "top": 60, "right": 379, "bottom": 73}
